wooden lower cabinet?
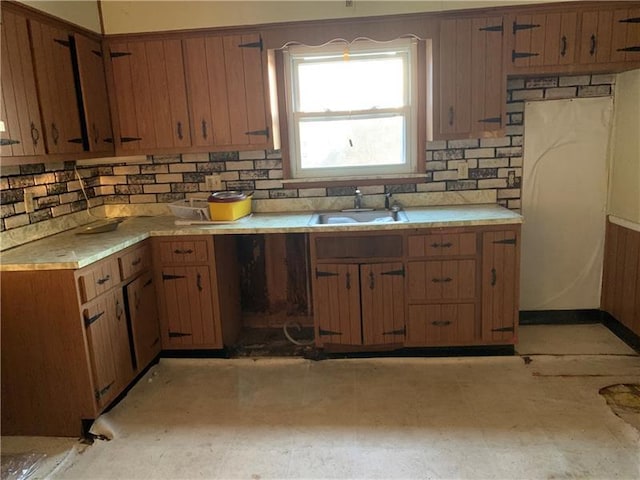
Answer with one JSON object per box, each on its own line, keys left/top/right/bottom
{"left": 1, "top": 240, "right": 160, "bottom": 436}
{"left": 152, "top": 235, "right": 241, "bottom": 350}
{"left": 311, "top": 225, "right": 520, "bottom": 351}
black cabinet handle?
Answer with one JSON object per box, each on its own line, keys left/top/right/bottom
{"left": 590, "top": 34, "right": 596, "bottom": 56}
{"left": 346, "top": 272, "right": 351, "bottom": 290}
{"left": 561, "top": 35, "right": 567, "bottom": 57}
{"left": 369, "top": 271, "right": 375, "bottom": 290}
{"left": 432, "top": 277, "right": 453, "bottom": 283}
{"left": 448, "top": 106, "right": 454, "bottom": 126}
{"left": 197, "top": 272, "right": 203, "bottom": 292}
{"left": 30, "top": 122, "right": 39, "bottom": 146}
{"left": 115, "top": 299, "right": 123, "bottom": 320}
{"left": 201, "top": 119, "right": 208, "bottom": 139}
{"left": 173, "top": 249, "right": 193, "bottom": 255}
{"left": 177, "top": 121, "right": 183, "bottom": 140}
{"left": 96, "top": 274, "right": 111, "bottom": 285}
{"left": 430, "top": 242, "right": 453, "bottom": 249}
{"left": 491, "top": 268, "right": 497, "bottom": 286}
{"left": 432, "top": 320, "right": 451, "bottom": 327}
{"left": 51, "top": 123, "right": 59, "bottom": 145}
{"left": 92, "top": 123, "right": 99, "bottom": 145}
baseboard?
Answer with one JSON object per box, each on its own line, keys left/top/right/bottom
{"left": 600, "top": 311, "right": 640, "bottom": 354}
{"left": 519, "top": 309, "right": 603, "bottom": 325}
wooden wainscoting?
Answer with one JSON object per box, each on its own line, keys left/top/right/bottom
{"left": 601, "top": 218, "right": 640, "bottom": 336}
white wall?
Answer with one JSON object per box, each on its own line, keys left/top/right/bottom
{"left": 99, "top": 0, "right": 569, "bottom": 34}
{"left": 608, "top": 69, "right": 640, "bottom": 225}
{"left": 16, "top": 0, "right": 101, "bottom": 33}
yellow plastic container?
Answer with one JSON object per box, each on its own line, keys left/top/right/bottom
{"left": 208, "top": 196, "right": 252, "bottom": 221}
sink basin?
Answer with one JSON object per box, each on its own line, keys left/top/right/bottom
{"left": 309, "top": 209, "right": 409, "bottom": 225}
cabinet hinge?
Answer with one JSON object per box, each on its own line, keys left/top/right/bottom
{"left": 381, "top": 267, "right": 405, "bottom": 277}
{"left": 478, "top": 116, "right": 502, "bottom": 124}
{"left": 512, "top": 21, "right": 541, "bottom": 34}
{"left": 91, "top": 49, "right": 103, "bottom": 57}
{"left": 316, "top": 268, "right": 339, "bottom": 278}
{"left": 168, "top": 331, "right": 192, "bottom": 338}
{"left": 245, "top": 128, "right": 269, "bottom": 138}
{"left": 110, "top": 51, "right": 132, "bottom": 58}
{"left": 0, "top": 138, "right": 20, "bottom": 146}
{"left": 382, "top": 326, "right": 406, "bottom": 336}
{"left": 162, "top": 273, "right": 187, "bottom": 281}
{"left": 491, "top": 326, "right": 515, "bottom": 333}
{"left": 53, "top": 38, "right": 71, "bottom": 48}
{"left": 479, "top": 24, "right": 503, "bottom": 33}
{"left": 121, "top": 137, "right": 142, "bottom": 143}
{"left": 318, "top": 328, "right": 342, "bottom": 336}
{"left": 95, "top": 381, "right": 114, "bottom": 400}
{"left": 84, "top": 310, "right": 105, "bottom": 327}
{"left": 512, "top": 50, "right": 539, "bottom": 62}
{"left": 68, "top": 138, "right": 84, "bottom": 144}
{"left": 617, "top": 46, "right": 640, "bottom": 53}
{"left": 619, "top": 17, "right": 640, "bottom": 24}
{"left": 103, "top": 137, "right": 113, "bottom": 143}
{"left": 238, "top": 36, "right": 263, "bottom": 51}
{"left": 493, "top": 237, "right": 517, "bottom": 245}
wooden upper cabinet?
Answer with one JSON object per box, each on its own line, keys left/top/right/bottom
{"left": 74, "top": 34, "right": 114, "bottom": 154}
{"left": 30, "top": 19, "right": 84, "bottom": 155}
{"left": 436, "top": 16, "right": 505, "bottom": 140}
{"left": 506, "top": 12, "right": 578, "bottom": 70}
{"left": 579, "top": 6, "right": 640, "bottom": 65}
{"left": 183, "top": 33, "right": 271, "bottom": 149}
{"left": 108, "top": 39, "right": 191, "bottom": 153}
{"left": 0, "top": 10, "right": 45, "bottom": 157}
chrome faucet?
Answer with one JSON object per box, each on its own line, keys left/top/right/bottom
{"left": 354, "top": 187, "right": 363, "bottom": 209}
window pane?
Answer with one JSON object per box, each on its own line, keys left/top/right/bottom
{"left": 297, "top": 57, "right": 405, "bottom": 112}
{"left": 299, "top": 116, "right": 404, "bottom": 169}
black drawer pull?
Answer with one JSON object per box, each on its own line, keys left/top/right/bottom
{"left": 430, "top": 242, "right": 453, "bottom": 248}
{"left": 173, "top": 249, "right": 193, "bottom": 254}
{"left": 96, "top": 274, "right": 111, "bottom": 285}
{"left": 590, "top": 34, "right": 596, "bottom": 56}
{"left": 432, "top": 277, "right": 453, "bottom": 283}
{"left": 84, "top": 310, "right": 105, "bottom": 327}
{"left": 432, "top": 320, "right": 452, "bottom": 327}
{"left": 560, "top": 35, "right": 567, "bottom": 57}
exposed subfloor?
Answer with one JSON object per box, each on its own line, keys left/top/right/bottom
{"left": 2, "top": 324, "right": 640, "bottom": 480}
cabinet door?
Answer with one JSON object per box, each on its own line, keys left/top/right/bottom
{"left": 360, "top": 263, "right": 405, "bottom": 345}
{"left": 126, "top": 272, "right": 160, "bottom": 371}
{"left": 579, "top": 7, "right": 640, "bottom": 65}
{"left": 313, "top": 264, "right": 361, "bottom": 345}
{"left": 108, "top": 39, "right": 190, "bottom": 152}
{"left": 74, "top": 34, "right": 114, "bottom": 153}
{"left": 84, "top": 289, "right": 133, "bottom": 410}
{"left": 482, "top": 230, "right": 519, "bottom": 343}
{"left": 407, "top": 304, "right": 477, "bottom": 346}
{"left": 437, "top": 16, "right": 504, "bottom": 139}
{"left": 508, "top": 12, "right": 578, "bottom": 69}
{"left": 30, "top": 19, "right": 84, "bottom": 154}
{"left": 156, "top": 266, "right": 220, "bottom": 348}
{"left": 0, "top": 10, "right": 45, "bottom": 157}
{"left": 184, "top": 33, "right": 270, "bottom": 148}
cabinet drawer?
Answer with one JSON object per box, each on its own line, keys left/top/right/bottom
{"left": 156, "top": 239, "right": 209, "bottom": 264}
{"left": 119, "top": 243, "right": 151, "bottom": 281}
{"left": 407, "top": 232, "right": 476, "bottom": 257}
{"left": 407, "top": 260, "right": 476, "bottom": 301}
{"left": 407, "top": 304, "right": 477, "bottom": 345}
{"left": 77, "top": 257, "right": 120, "bottom": 303}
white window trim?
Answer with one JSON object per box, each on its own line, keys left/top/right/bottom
{"left": 283, "top": 38, "right": 418, "bottom": 180}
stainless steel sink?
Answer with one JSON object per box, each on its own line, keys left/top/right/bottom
{"left": 309, "top": 209, "right": 409, "bottom": 225}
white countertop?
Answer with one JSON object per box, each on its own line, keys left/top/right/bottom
{"left": 0, "top": 204, "right": 522, "bottom": 271}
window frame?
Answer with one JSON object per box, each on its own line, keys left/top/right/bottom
{"left": 278, "top": 38, "right": 426, "bottom": 183}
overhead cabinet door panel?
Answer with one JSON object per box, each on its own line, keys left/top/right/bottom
{"left": 0, "top": 11, "right": 45, "bottom": 157}
{"left": 109, "top": 40, "right": 190, "bottom": 152}
{"left": 30, "top": 19, "right": 84, "bottom": 154}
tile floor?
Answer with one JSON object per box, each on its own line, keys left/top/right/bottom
{"left": 2, "top": 324, "right": 639, "bottom": 479}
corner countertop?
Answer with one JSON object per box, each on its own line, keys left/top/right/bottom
{"left": 0, "top": 204, "right": 522, "bottom": 271}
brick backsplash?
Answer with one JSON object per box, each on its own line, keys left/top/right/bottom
{"left": 0, "top": 73, "right": 615, "bottom": 232}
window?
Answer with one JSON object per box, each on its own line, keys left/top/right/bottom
{"left": 283, "top": 38, "right": 419, "bottom": 180}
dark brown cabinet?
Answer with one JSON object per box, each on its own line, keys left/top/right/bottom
{"left": 436, "top": 16, "right": 505, "bottom": 139}
{"left": 183, "top": 33, "right": 271, "bottom": 149}
{"left": 0, "top": 10, "right": 45, "bottom": 157}
{"left": 108, "top": 39, "right": 191, "bottom": 153}
{"left": 152, "top": 236, "right": 240, "bottom": 350}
